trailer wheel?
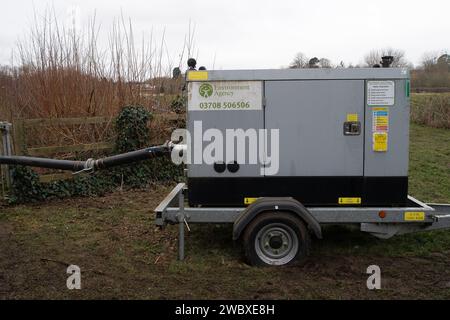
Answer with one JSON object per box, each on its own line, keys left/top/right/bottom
{"left": 242, "top": 212, "right": 310, "bottom": 266}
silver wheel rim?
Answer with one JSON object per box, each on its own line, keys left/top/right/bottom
{"left": 254, "top": 223, "right": 299, "bottom": 266}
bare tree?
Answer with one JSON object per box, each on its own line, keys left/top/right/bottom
{"left": 364, "top": 48, "right": 411, "bottom": 68}
{"left": 420, "top": 52, "right": 439, "bottom": 70}
{"left": 289, "top": 52, "right": 309, "bottom": 68}
{"left": 319, "top": 58, "right": 332, "bottom": 68}
{"left": 290, "top": 52, "right": 333, "bottom": 69}
{"left": 419, "top": 51, "right": 449, "bottom": 68}
{"left": 437, "top": 54, "right": 450, "bottom": 67}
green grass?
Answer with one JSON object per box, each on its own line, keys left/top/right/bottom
{"left": 411, "top": 93, "right": 450, "bottom": 129}
{"left": 409, "top": 124, "right": 450, "bottom": 202}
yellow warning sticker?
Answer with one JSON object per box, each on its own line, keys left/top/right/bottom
{"left": 373, "top": 132, "right": 388, "bottom": 152}
{"left": 187, "top": 71, "right": 208, "bottom": 81}
{"left": 244, "top": 198, "right": 258, "bottom": 205}
{"left": 347, "top": 114, "right": 359, "bottom": 122}
{"left": 404, "top": 212, "right": 425, "bottom": 221}
{"left": 338, "top": 197, "right": 362, "bottom": 205}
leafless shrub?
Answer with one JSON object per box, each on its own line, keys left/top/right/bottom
{"left": 412, "top": 52, "right": 450, "bottom": 89}
{"left": 411, "top": 94, "right": 450, "bottom": 129}
{"left": 0, "top": 66, "right": 16, "bottom": 120}
{"left": 1, "top": 8, "right": 192, "bottom": 149}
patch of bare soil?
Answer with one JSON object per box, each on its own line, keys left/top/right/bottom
{"left": 1, "top": 183, "right": 450, "bottom": 299}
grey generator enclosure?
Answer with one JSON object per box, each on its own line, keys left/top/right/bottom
{"left": 186, "top": 68, "right": 410, "bottom": 208}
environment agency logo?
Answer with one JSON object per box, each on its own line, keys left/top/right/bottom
{"left": 199, "top": 83, "right": 213, "bottom": 98}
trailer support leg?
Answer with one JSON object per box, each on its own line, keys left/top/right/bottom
{"left": 178, "top": 189, "right": 185, "bottom": 261}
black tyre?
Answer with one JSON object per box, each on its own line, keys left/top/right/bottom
{"left": 242, "top": 211, "right": 311, "bottom": 267}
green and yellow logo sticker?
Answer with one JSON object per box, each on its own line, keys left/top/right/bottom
{"left": 199, "top": 83, "right": 213, "bottom": 98}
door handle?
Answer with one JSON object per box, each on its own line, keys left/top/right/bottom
{"left": 343, "top": 121, "right": 361, "bottom": 136}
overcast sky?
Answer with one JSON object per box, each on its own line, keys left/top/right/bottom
{"left": 0, "top": 0, "right": 449, "bottom": 70}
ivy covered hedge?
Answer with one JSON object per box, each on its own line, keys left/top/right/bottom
{"left": 8, "top": 106, "right": 183, "bottom": 204}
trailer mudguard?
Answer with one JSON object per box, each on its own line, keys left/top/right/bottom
{"left": 232, "top": 197, "right": 322, "bottom": 240}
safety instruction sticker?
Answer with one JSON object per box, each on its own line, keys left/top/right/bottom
{"left": 347, "top": 113, "right": 359, "bottom": 122}
{"left": 244, "top": 197, "right": 258, "bottom": 205}
{"left": 404, "top": 212, "right": 425, "bottom": 221}
{"left": 367, "top": 81, "right": 395, "bottom": 106}
{"left": 373, "top": 132, "right": 388, "bottom": 152}
{"left": 372, "top": 108, "right": 389, "bottom": 132}
{"left": 338, "top": 197, "right": 362, "bottom": 205}
{"left": 187, "top": 71, "right": 208, "bottom": 81}
{"left": 372, "top": 107, "right": 389, "bottom": 152}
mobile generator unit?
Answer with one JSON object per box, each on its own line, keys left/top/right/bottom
{"left": 155, "top": 66, "right": 450, "bottom": 266}
{"left": 1, "top": 65, "right": 450, "bottom": 266}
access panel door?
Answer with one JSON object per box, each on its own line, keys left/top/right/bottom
{"left": 187, "top": 80, "right": 265, "bottom": 178}
{"left": 264, "top": 80, "right": 365, "bottom": 177}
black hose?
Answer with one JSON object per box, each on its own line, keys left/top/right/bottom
{"left": 96, "top": 145, "right": 170, "bottom": 169}
{"left": 0, "top": 156, "right": 86, "bottom": 171}
{"left": 0, "top": 144, "right": 171, "bottom": 172}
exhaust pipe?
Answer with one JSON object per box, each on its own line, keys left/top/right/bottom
{"left": 381, "top": 56, "right": 394, "bottom": 68}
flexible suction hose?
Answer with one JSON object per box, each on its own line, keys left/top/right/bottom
{"left": 0, "top": 142, "right": 175, "bottom": 173}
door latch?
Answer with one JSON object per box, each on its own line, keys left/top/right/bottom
{"left": 343, "top": 121, "right": 361, "bottom": 136}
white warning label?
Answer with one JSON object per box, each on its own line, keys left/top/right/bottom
{"left": 367, "top": 81, "right": 395, "bottom": 106}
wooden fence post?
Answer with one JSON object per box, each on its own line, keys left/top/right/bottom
{"left": 0, "top": 122, "right": 13, "bottom": 197}
{"left": 13, "top": 119, "right": 26, "bottom": 155}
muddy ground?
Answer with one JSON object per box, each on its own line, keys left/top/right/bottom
{"left": 1, "top": 183, "right": 450, "bottom": 300}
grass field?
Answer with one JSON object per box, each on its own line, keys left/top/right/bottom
{"left": 411, "top": 93, "right": 450, "bottom": 129}
{"left": 0, "top": 124, "right": 449, "bottom": 299}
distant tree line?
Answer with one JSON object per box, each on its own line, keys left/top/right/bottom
{"left": 289, "top": 48, "right": 450, "bottom": 89}
{"left": 412, "top": 53, "right": 450, "bottom": 89}
{"left": 289, "top": 53, "right": 332, "bottom": 69}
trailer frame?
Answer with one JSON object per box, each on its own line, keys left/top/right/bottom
{"left": 155, "top": 183, "right": 450, "bottom": 262}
